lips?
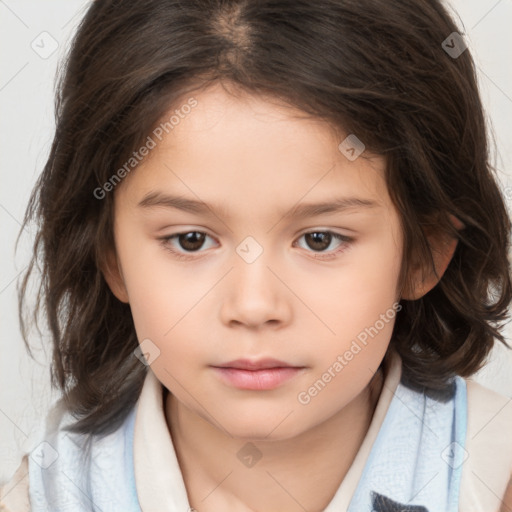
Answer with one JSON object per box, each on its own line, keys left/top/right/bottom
{"left": 214, "top": 358, "right": 297, "bottom": 371}
{"left": 211, "top": 359, "right": 306, "bottom": 390}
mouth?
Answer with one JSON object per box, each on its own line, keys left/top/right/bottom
{"left": 211, "top": 359, "right": 306, "bottom": 390}
{"left": 214, "top": 358, "right": 299, "bottom": 370}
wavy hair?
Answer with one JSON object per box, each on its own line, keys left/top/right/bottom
{"left": 18, "top": 0, "right": 511, "bottom": 435}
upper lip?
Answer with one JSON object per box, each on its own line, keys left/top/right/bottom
{"left": 213, "top": 358, "right": 301, "bottom": 370}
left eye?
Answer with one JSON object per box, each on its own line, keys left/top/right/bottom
{"left": 294, "top": 231, "right": 351, "bottom": 255}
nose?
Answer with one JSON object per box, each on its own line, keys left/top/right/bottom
{"left": 219, "top": 251, "right": 293, "bottom": 330}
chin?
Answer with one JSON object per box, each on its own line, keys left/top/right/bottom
{"left": 218, "top": 412, "right": 311, "bottom": 442}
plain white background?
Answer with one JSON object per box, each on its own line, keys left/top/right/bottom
{"left": 1, "top": 0, "right": 511, "bottom": 483}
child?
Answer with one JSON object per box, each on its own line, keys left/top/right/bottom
{"left": 1, "top": 0, "right": 512, "bottom": 510}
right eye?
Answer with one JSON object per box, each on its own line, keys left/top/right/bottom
{"left": 159, "top": 231, "right": 218, "bottom": 260}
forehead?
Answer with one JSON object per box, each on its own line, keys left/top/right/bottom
{"left": 116, "top": 83, "right": 390, "bottom": 214}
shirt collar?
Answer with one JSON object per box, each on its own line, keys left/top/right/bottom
{"left": 133, "top": 350, "right": 402, "bottom": 511}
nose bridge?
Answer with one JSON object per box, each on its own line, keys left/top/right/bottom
{"left": 219, "top": 235, "right": 291, "bottom": 327}
{"left": 233, "top": 236, "right": 278, "bottom": 303}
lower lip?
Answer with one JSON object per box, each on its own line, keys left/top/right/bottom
{"left": 212, "top": 367, "right": 304, "bottom": 390}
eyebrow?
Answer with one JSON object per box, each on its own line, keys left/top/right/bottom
{"left": 137, "top": 191, "right": 381, "bottom": 219}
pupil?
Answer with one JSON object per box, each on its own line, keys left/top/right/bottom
{"left": 180, "top": 232, "right": 205, "bottom": 251}
{"left": 306, "top": 232, "right": 331, "bottom": 251}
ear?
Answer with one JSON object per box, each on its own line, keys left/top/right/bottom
{"left": 402, "top": 214, "right": 464, "bottom": 300}
{"left": 101, "top": 248, "right": 130, "bottom": 303}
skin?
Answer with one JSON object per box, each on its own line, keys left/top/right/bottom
{"left": 104, "top": 81, "right": 458, "bottom": 512}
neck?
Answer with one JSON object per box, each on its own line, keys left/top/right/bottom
{"left": 165, "top": 367, "right": 385, "bottom": 512}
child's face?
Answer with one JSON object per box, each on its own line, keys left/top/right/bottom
{"left": 109, "top": 82, "right": 403, "bottom": 439}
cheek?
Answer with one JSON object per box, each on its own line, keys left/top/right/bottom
{"left": 295, "top": 225, "right": 401, "bottom": 391}
{"left": 297, "top": 230, "right": 401, "bottom": 340}
{"left": 116, "top": 234, "right": 228, "bottom": 386}
{"left": 115, "top": 232, "right": 199, "bottom": 339}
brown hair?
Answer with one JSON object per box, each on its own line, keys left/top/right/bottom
{"left": 18, "top": 0, "right": 511, "bottom": 435}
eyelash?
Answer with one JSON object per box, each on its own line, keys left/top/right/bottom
{"left": 158, "top": 230, "right": 353, "bottom": 261}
